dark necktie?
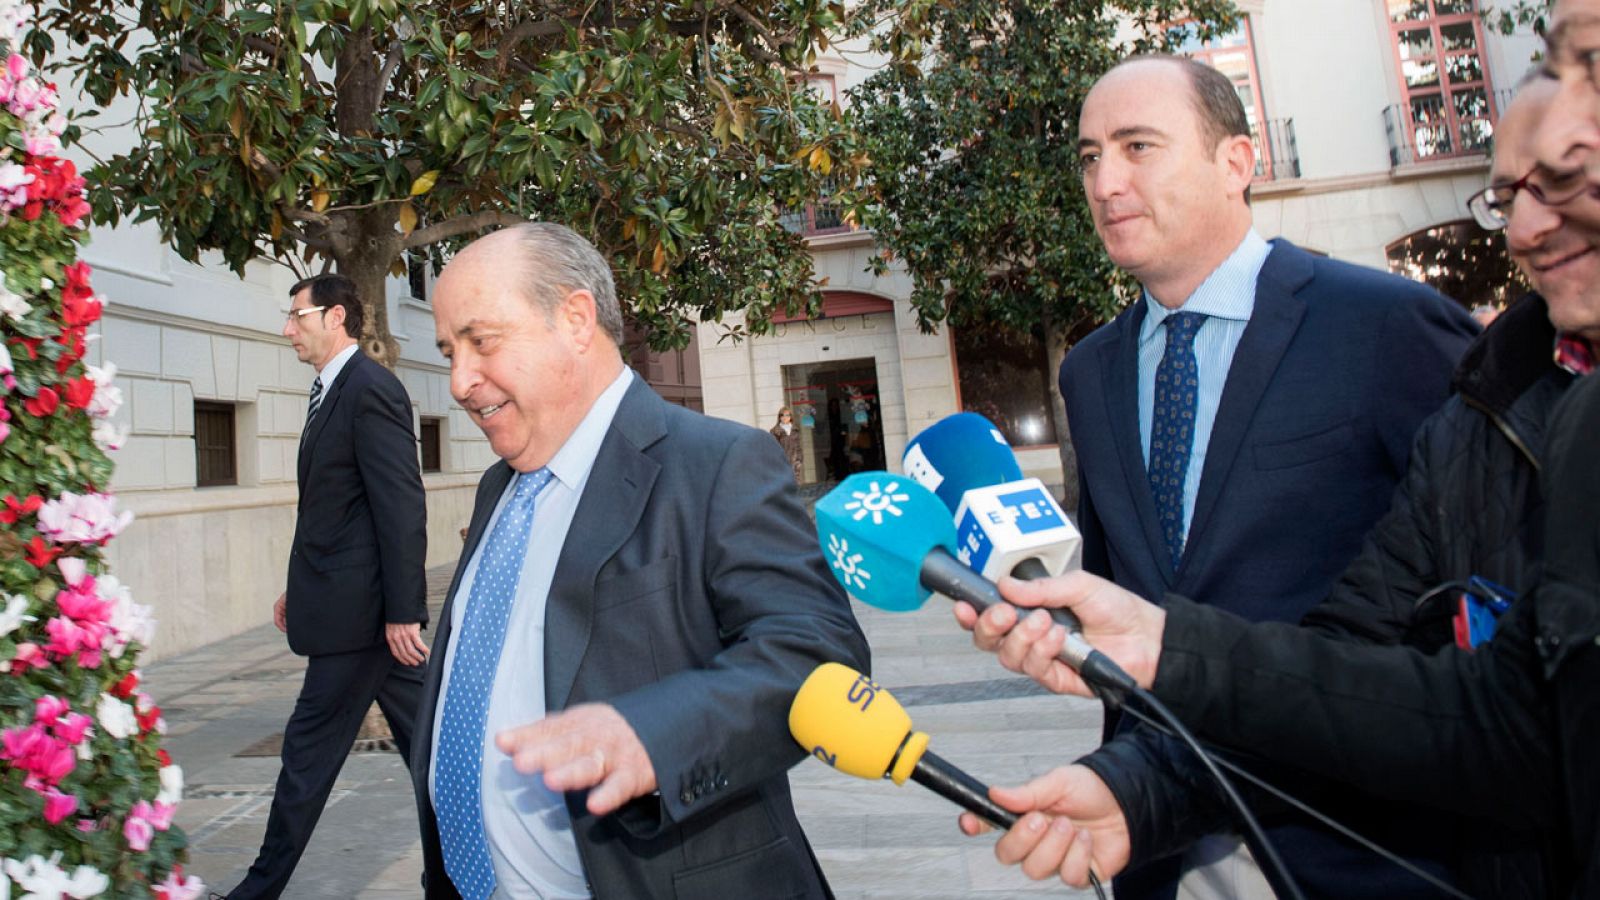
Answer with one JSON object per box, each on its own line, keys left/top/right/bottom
{"left": 1148, "top": 312, "right": 1206, "bottom": 570}
{"left": 434, "top": 468, "right": 555, "bottom": 900}
{"left": 305, "top": 376, "right": 324, "bottom": 424}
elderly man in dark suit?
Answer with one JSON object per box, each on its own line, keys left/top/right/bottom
{"left": 228, "top": 274, "right": 430, "bottom": 899}
{"left": 414, "top": 222, "right": 868, "bottom": 899}
{"left": 1014, "top": 55, "right": 1476, "bottom": 899}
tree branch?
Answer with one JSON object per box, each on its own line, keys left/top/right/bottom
{"left": 403, "top": 210, "right": 529, "bottom": 248}
{"left": 375, "top": 40, "right": 405, "bottom": 109}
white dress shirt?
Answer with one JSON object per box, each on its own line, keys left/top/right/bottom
{"left": 430, "top": 367, "right": 634, "bottom": 899}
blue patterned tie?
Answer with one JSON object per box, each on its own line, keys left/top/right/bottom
{"left": 1148, "top": 312, "right": 1206, "bottom": 570}
{"left": 434, "top": 468, "right": 555, "bottom": 900}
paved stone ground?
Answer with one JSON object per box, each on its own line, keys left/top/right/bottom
{"left": 147, "top": 563, "right": 1105, "bottom": 899}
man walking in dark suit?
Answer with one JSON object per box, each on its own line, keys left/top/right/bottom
{"left": 227, "top": 274, "right": 430, "bottom": 899}
{"left": 414, "top": 222, "right": 868, "bottom": 899}
{"left": 1048, "top": 56, "right": 1477, "bottom": 898}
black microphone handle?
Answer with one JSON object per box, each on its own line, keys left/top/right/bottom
{"left": 921, "top": 549, "right": 1083, "bottom": 633}
{"left": 920, "top": 548, "right": 1137, "bottom": 693}
{"left": 909, "top": 749, "right": 1017, "bottom": 829}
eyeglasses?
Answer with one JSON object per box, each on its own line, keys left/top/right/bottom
{"left": 1466, "top": 165, "right": 1591, "bottom": 230}
{"left": 285, "top": 305, "right": 327, "bottom": 324}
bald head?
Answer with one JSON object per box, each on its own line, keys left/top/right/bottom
{"left": 453, "top": 222, "right": 625, "bottom": 347}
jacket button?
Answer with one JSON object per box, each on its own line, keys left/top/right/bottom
{"left": 679, "top": 789, "right": 694, "bottom": 804}
{"left": 716, "top": 775, "right": 729, "bottom": 789}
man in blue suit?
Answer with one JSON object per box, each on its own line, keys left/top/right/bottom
{"left": 1053, "top": 56, "right": 1477, "bottom": 898}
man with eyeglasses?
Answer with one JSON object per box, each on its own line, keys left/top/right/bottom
{"left": 953, "top": 78, "right": 1597, "bottom": 897}
{"left": 1534, "top": 0, "right": 1600, "bottom": 187}
{"left": 226, "top": 274, "right": 430, "bottom": 899}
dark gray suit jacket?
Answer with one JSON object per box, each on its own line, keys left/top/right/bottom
{"left": 287, "top": 350, "right": 428, "bottom": 657}
{"left": 413, "top": 377, "right": 869, "bottom": 899}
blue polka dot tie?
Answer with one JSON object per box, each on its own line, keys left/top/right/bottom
{"left": 1148, "top": 313, "right": 1206, "bottom": 571}
{"left": 434, "top": 468, "right": 554, "bottom": 900}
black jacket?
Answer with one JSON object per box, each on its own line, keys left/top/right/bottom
{"left": 287, "top": 351, "right": 429, "bottom": 656}
{"left": 1082, "top": 294, "right": 1573, "bottom": 897}
{"left": 1149, "top": 368, "right": 1600, "bottom": 897}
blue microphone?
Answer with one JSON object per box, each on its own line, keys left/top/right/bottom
{"left": 816, "top": 472, "right": 1135, "bottom": 692}
{"left": 904, "top": 413, "right": 1081, "bottom": 583}
{"left": 902, "top": 412, "right": 1019, "bottom": 510}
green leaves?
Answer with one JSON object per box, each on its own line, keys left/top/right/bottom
{"left": 851, "top": 0, "right": 1236, "bottom": 339}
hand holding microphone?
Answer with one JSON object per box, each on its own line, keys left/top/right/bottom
{"left": 814, "top": 471, "right": 1137, "bottom": 692}
{"left": 789, "top": 662, "right": 1017, "bottom": 828}
{"left": 789, "top": 662, "right": 1116, "bottom": 893}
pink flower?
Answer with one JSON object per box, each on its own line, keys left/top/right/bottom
{"left": 35, "top": 737, "right": 75, "bottom": 784}
{"left": 3, "top": 722, "right": 46, "bottom": 759}
{"left": 33, "top": 695, "right": 68, "bottom": 725}
{"left": 7, "top": 53, "right": 25, "bottom": 80}
{"left": 35, "top": 492, "right": 134, "bottom": 545}
{"left": 53, "top": 712, "right": 91, "bottom": 745}
{"left": 55, "top": 582, "right": 109, "bottom": 624}
{"left": 76, "top": 818, "right": 96, "bottom": 832}
{"left": 9, "top": 641, "right": 47, "bottom": 674}
{"left": 130, "top": 799, "right": 176, "bottom": 831}
{"left": 41, "top": 786, "right": 77, "bottom": 824}
{"left": 123, "top": 812, "right": 153, "bottom": 851}
{"left": 153, "top": 865, "right": 205, "bottom": 900}
{"left": 45, "top": 616, "right": 91, "bottom": 658}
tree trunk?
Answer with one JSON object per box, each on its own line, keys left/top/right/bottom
{"left": 335, "top": 205, "right": 404, "bottom": 369}
{"left": 1042, "top": 308, "right": 1079, "bottom": 511}
{"left": 331, "top": 25, "right": 403, "bottom": 368}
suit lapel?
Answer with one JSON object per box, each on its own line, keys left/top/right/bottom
{"left": 544, "top": 378, "right": 665, "bottom": 712}
{"left": 296, "top": 352, "right": 361, "bottom": 487}
{"left": 1102, "top": 303, "right": 1178, "bottom": 584}
{"left": 1184, "top": 242, "right": 1313, "bottom": 558}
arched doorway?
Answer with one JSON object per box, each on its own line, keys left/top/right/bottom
{"left": 1385, "top": 219, "right": 1530, "bottom": 311}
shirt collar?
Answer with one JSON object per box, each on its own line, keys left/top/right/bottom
{"left": 1140, "top": 230, "right": 1271, "bottom": 339}
{"left": 541, "top": 366, "right": 635, "bottom": 492}
{"left": 315, "top": 343, "right": 362, "bottom": 387}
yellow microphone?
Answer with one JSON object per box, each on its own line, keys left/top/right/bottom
{"left": 789, "top": 662, "right": 1017, "bottom": 828}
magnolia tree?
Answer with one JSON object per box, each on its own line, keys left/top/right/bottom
{"left": 0, "top": 8, "right": 202, "bottom": 899}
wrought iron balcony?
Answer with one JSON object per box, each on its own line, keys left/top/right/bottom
{"left": 1253, "top": 118, "right": 1300, "bottom": 182}
{"left": 1383, "top": 88, "right": 1514, "bottom": 167}
{"left": 780, "top": 176, "right": 852, "bottom": 236}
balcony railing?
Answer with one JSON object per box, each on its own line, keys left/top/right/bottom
{"left": 780, "top": 176, "right": 852, "bottom": 236}
{"left": 1383, "top": 88, "right": 1514, "bottom": 167}
{"left": 1253, "top": 118, "right": 1300, "bottom": 182}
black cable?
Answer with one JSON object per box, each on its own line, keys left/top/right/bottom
{"left": 1111, "top": 686, "right": 1308, "bottom": 900}
{"left": 1111, "top": 700, "right": 1474, "bottom": 900}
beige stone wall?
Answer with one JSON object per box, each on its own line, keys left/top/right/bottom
{"left": 105, "top": 476, "right": 481, "bottom": 662}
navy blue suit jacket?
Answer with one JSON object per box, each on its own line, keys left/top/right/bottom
{"left": 1060, "top": 239, "right": 1477, "bottom": 897}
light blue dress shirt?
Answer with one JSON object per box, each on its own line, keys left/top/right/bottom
{"left": 1137, "top": 230, "right": 1272, "bottom": 544}
{"left": 429, "top": 366, "right": 635, "bottom": 900}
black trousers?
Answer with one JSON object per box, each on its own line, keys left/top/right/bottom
{"left": 229, "top": 644, "right": 425, "bottom": 900}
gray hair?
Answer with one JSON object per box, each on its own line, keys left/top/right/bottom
{"left": 509, "top": 221, "right": 624, "bottom": 345}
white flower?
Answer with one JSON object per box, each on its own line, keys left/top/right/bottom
{"left": 0, "top": 593, "right": 31, "bottom": 638}
{"left": 90, "top": 420, "right": 128, "bottom": 452}
{"left": 0, "top": 281, "right": 27, "bottom": 322}
{"left": 155, "top": 764, "right": 184, "bottom": 805}
{"left": 95, "top": 693, "right": 137, "bottom": 740}
{"left": 97, "top": 575, "right": 153, "bottom": 657}
{"left": 2, "top": 852, "right": 108, "bottom": 899}
{"left": 84, "top": 363, "right": 123, "bottom": 419}
{"left": 0, "top": 339, "right": 11, "bottom": 378}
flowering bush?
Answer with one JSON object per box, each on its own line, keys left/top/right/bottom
{"left": 0, "top": 11, "right": 201, "bottom": 899}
